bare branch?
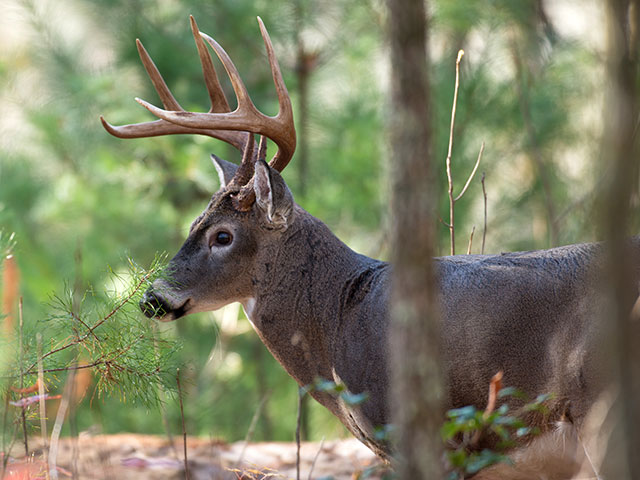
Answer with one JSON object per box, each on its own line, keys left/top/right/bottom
{"left": 296, "top": 388, "right": 304, "bottom": 480}
{"left": 176, "top": 369, "right": 189, "bottom": 480}
{"left": 308, "top": 437, "right": 326, "bottom": 480}
{"left": 18, "top": 298, "right": 28, "bottom": 456}
{"left": 482, "top": 173, "right": 487, "bottom": 255}
{"left": 36, "top": 334, "right": 49, "bottom": 469}
{"left": 438, "top": 216, "right": 452, "bottom": 229}
{"left": 467, "top": 226, "right": 476, "bottom": 255}
{"left": 70, "top": 311, "right": 100, "bottom": 343}
{"left": 49, "top": 368, "right": 76, "bottom": 480}
{"left": 455, "top": 142, "right": 485, "bottom": 202}
{"left": 236, "top": 395, "right": 269, "bottom": 467}
{"left": 445, "top": 49, "right": 465, "bottom": 256}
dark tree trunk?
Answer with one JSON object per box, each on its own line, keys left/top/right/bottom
{"left": 601, "top": 1, "right": 640, "bottom": 478}
{"left": 386, "top": 0, "right": 444, "bottom": 477}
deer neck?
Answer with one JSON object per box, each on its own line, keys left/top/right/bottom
{"left": 241, "top": 206, "right": 377, "bottom": 388}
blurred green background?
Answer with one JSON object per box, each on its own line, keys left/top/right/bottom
{"left": 0, "top": 0, "right": 633, "bottom": 443}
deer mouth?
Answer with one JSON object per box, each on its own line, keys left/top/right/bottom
{"left": 140, "top": 291, "right": 190, "bottom": 321}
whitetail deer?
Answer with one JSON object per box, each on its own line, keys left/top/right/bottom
{"left": 102, "top": 16, "right": 640, "bottom": 469}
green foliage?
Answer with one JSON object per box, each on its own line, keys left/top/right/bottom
{"left": 302, "top": 377, "right": 369, "bottom": 407}
{"left": 441, "top": 388, "right": 551, "bottom": 479}
{"left": 1, "top": 255, "right": 180, "bottom": 402}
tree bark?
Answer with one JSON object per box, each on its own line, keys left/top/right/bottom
{"left": 601, "top": 1, "right": 640, "bottom": 478}
{"left": 294, "top": 0, "right": 312, "bottom": 199}
{"left": 386, "top": 0, "right": 444, "bottom": 477}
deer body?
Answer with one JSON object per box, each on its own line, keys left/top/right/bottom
{"left": 147, "top": 158, "right": 636, "bottom": 459}
{"left": 101, "top": 17, "right": 639, "bottom": 464}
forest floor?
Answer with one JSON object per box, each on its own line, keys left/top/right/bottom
{"left": 2, "top": 434, "right": 388, "bottom": 480}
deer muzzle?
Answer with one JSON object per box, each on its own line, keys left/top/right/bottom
{"left": 140, "top": 289, "right": 189, "bottom": 321}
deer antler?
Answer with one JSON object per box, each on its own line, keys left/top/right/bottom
{"left": 101, "top": 16, "right": 296, "bottom": 209}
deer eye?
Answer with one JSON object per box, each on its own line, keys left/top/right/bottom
{"left": 211, "top": 230, "right": 233, "bottom": 247}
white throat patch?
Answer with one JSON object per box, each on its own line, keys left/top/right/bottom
{"left": 242, "top": 297, "right": 257, "bottom": 325}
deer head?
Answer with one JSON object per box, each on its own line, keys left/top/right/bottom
{"left": 101, "top": 16, "right": 297, "bottom": 321}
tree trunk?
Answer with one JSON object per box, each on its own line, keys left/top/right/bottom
{"left": 601, "top": 1, "right": 640, "bottom": 478}
{"left": 295, "top": 0, "right": 312, "bottom": 199}
{"left": 386, "top": 0, "right": 444, "bottom": 477}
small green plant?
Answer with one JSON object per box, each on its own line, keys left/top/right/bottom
{"left": 302, "top": 377, "right": 369, "bottom": 406}
{"left": 2, "top": 254, "right": 180, "bottom": 403}
{"left": 0, "top": 233, "right": 183, "bottom": 473}
{"left": 1, "top": 248, "right": 182, "bottom": 460}
{"left": 441, "top": 381, "right": 551, "bottom": 480}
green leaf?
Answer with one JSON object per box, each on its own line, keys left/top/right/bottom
{"left": 340, "top": 391, "right": 369, "bottom": 406}
{"left": 446, "top": 405, "right": 477, "bottom": 420}
{"left": 466, "top": 450, "right": 509, "bottom": 474}
{"left": 497, "top": 387, "right": 527, "bottom": 400}
{"left": 447, "top": 449, "right": 468, "bottom": 468}
{"left": 441, "top": 420, "right": 466, "bottom": 440}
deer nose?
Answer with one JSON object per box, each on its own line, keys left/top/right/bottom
{"left": 140, "top": 290, "right": 170, "bottom": 319}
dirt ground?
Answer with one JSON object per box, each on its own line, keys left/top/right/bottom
{"left": 2, "top": 434, "right": 388, "bottom": 480}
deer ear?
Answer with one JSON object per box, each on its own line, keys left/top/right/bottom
{"left": 211, "top": 154, "right": 238, "bottom": 189}
{"left": 254, "top": 160, "right": 294, "bottom": 229}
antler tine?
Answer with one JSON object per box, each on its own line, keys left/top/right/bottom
{"left": 199, "top": 32, "right": 253, "bottom": 108}
{"left": 100, "top": 114, "right": 249, "bottom": 150}
{"left": 101, "top": 19, "right": 251, "bottom": 151}
{"left": 229, "top": 135, "right": 257, "bottom": 189}
{"left": 136, "top": 39, "right": 183, "bottom": 111}
{"left": 101, "top": 16, "right": 296, "bottom": 208}
{"left": 257, "top": 135, "right": 268, "bottom": 162}
{"left": 189, "top": 15, "right": 231, "bottom": 113}
{"left": 256, "top": 16, "right": 295, "bottom": 173}
{"left": 135, "top": 18, "right": 296, "bottom": 174}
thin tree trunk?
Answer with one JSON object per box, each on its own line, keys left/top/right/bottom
{"left": 601, "top": 1, "right": 640, "bottom": 478}
{"left": 510, "top": 40, "right": 560, "bottom": 247}
{"left": 387, "top": 0, "right": 444, "bottom": 477}
{"left": 295, "top": 0, "right": 311, "bottom": 198}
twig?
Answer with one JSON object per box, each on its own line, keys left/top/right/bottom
{"left": 236, "top": 394, "right": 269, "bottom": 467}
{"left": 152, "top": 323, "right": 177, "bottom": 459}
{"left": 443, "top": 51, "right": 486, "bottom": 256}
{"left": 1, "top": 422, "right": 19, "bottom": 478}
{"left": 296, "top": 387, "right": 304, "bottom": 480}
{"left": 470, "top": 371, "right": 503, "bottom": 446}
{"left": 483, "top": 371, "right": 503, "bottom": 418}
{"left": 481, "top": 173, "right": 487, "bottom": 254}
{"left": 438, "top": 216, "right": 452, "bottom": 229}
{"left": 467, "top": 226, "right": 476, "bottom": 255}
{"left": 1, "top": 385, "right": 12, "bottom": 476}
{"left": 69, "top": 311, "right": 100, "bottom": 343}
{"left": 19, "top": 298, "right": 28, "bottom": 456}
{"left": 69, "top": 356, "right": 80, "bottom": 480}
{"left": 454, "top": 142, "right": 485, "bottom": 202}
{"left": 37, "top": 333, "right": 50, "bottom": 480}
{"left": 176, "top": 369, "right": 189, "bottom": 480}
{"left": 307, "top": 436, "right": 325, "bottom": 480}
{"left": 22, "top": 332, "right": 153, "bottom": 377}
{"left": 49, "top": 368, "right": 76, "bottom": 480}
{"left": 445, "top": 49, "right": 465, "bottom": 255}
